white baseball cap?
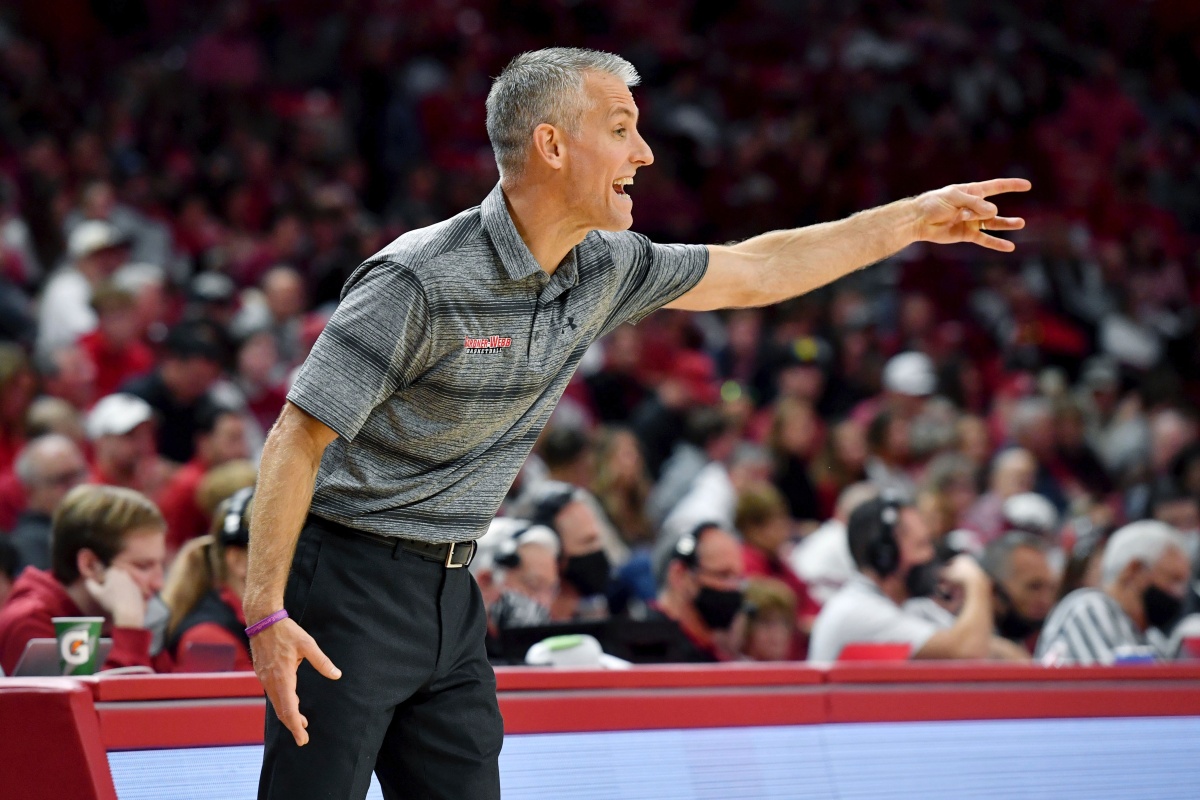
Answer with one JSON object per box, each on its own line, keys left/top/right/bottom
{"left": 68, "top": 220, "right": 127, "bottom": 260}
{"left": 86, "top": 393, "right": 155, "bottom": 440}
{"left": 1002, "top": 492, "right": 1059, "bottom": 536}
{"left": 883, "top": 351, "right": 937, "bottom": 397}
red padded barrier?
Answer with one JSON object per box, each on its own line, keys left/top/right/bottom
{"left": 501, "top": 687, "right": 828, "bottom": 734}
{"left": 495, "top": 663, "right": 823, "bottom": 691}
{"left": 0, "top": 679, "right": 117, "bottom": 800}
{"left": 827, "top": 661, "right": 1200, "bottom": 684}
{"left": 97, "top": 698, "right": 266, "bottom": 750}
{"left": 827, "top": 683, "right": 1200, "bottom": 723}
{"left": 86, "top": 672, "right": 264, "bottom": 702}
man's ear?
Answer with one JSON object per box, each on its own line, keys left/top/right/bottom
{"left": 77, "top": 548, "right": 105, "bottom": 582}
{"left": 531, "top": 123, "right": 566, "bottom": 171}
{"left": 1119, "top": 558, "right": 1147, "bottom": 590}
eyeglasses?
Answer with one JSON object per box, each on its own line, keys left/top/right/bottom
{"left": 40, "top": 467, "right": 89, "bottom": 488}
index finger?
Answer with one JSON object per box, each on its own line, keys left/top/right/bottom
{"left": 962, "top": 178, "right": 1032, "bottom": 198}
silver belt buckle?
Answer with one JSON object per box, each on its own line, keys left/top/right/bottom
{"left": 444, "top": 542, "right": 463, "bottom": 568}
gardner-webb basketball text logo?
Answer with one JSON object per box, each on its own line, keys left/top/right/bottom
{"left": 463, "top": 335, "right": 513, "bottom": 354}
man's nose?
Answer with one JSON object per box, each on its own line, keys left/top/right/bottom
{"left": 632, "top": 130, "right": 654, "bottom": 167}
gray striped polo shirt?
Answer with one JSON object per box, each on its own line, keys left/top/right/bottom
{"left": 287, "top": 183, "right": 709, "bottom": 543}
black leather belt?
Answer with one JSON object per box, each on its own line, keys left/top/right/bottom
{"left": 311, "top": 516, "right": 476, "bottom": 568}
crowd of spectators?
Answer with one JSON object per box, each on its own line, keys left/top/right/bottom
{"left": 2, "top": 0, "right": 1200, "bottom": 672}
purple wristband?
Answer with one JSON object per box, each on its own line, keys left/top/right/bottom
{"left": 245, "top": 609, "right": 289, "bottom": 638}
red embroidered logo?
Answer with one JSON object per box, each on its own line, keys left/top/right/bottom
{"left": 463, "top": 335, "right": 513, "bottom": 354}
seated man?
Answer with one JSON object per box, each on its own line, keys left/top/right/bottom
{"left": 472, "top": 518, "right": 561, "bottom": 633}
{"left": 0, "top": 484, "right": 167, "bottom": 673}
{"left": 808, "top": 494, "right": 996, "bottom": 662}
{"left": 1036, "top": 520, "right": 1190, "bottom": 665}
{"left": 981, "top": 532, "right": 1057, "bottom": 653}
{"left": 512, "top": 481, "right": 611, "bottom": 621}
{"left": 649, "top": 522, "right": 746, "bottom": 662}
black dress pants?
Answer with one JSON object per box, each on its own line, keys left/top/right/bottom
{"left": 258, "top": 517, "right": 503, "bottom": 800}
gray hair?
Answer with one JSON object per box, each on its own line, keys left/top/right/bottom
{"left": 981, "top": 531, "right": 1048, "bottom": 582}
{"left": 1008, "top": 397, "right": 1053, "bottom": 440}
{"left": 1100, "top": 520, "right": 1188, "bottom": 586}
{"left": 486, "top": 47, "right": 640, "bottom": 180}
{"left": 14, "top": 434, "right": 79, "bottom": 487}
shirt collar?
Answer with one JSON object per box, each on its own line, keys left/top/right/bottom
{"left": 481, "top": 183, "right": 544, "bottom": 282}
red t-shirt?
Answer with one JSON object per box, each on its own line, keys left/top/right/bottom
{"left": 77, "top": 329, "right": 155, "bottom": 399}
{"left": 157, "top": 459, "right": 209, "bottom": 552}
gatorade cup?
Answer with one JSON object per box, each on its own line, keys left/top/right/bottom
{"left": 52, "top": 616, "right": 104, "bottom": 675}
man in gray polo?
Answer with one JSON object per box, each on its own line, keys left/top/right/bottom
{"left": 245, "top": 47, "right": 1029, "bottom": 799}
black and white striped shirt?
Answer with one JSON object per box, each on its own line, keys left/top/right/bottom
{"left": 287, "top": 183, "right": 709, "bottom": 543}
{"left": 1034, "top": 588, "right": 1164, "bottom": 665}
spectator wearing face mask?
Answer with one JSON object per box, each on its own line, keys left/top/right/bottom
{"left": 470, "top": 518, "right": 561, "bottom": 663}
{"left": 484, "top": 521, "right": 561, "bottom": 631}
{"left": 808, "top": 494, "right": 998, "bottom": 662}
{"left": 1036, "top": 521, "right": 1191, "bottom": 665}
{"left": 650, "top": 522, "right": 746, "bottom": 663}
{"left": 981, "top": 532, "right": 1058, "bottom": 654}
{"left": 511, "top": 482, "right": 612, "bottom": 622}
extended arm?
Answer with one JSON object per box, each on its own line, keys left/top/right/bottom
{"left": 667, "top": 179, "right": 1030, "bottom": 311}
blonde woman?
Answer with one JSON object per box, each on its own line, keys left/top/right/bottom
{"left": 159, "top": 487, "right": 255, "bottom": 671}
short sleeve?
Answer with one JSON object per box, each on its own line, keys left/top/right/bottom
{"left": 853, "top": 595, "right": 939, "bottom": 657}
{"left": 287, "top": 261, "right": 432, "bottom": 441}
{"left": 599, "top": 231, "right": 709, "bottom": 330}
{"left": 809, "top": 588, "right": 938, "bottom": 662}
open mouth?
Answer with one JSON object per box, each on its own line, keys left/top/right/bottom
{"left": 613, "top": 177, "right": 633, "bottom": 196}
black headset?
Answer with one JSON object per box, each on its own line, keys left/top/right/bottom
{"left": 527, "top": 485, "right": 577, "bottom": 533}
{"left": 220, "top": 486, "right": 254, "bottom": 548}
{"left": 865, "top": 491, "right": 903, "bottom": 577}
{"left": 672, "top": 521, "right": 725, "bottom": 569}
{"left": 493, "top": 522, "right": 535, "bottom": 569}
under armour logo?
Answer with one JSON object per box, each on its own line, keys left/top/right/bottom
{"left": 560, "top": 316, "right": 577, "bottom": 334}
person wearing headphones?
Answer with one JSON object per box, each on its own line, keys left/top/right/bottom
{"left": 158, "top": 487, "right": 255, "bottom": 671}
{"left": 807, "top": 493, "right": 997, "bottom": 662}
{"left": 511, "top": 481, "right": 612, "bottom": 621}
{"left": 471, "top": 517, "right": 561, "bottom": 635}
{"left": 650, "top": 522, "right": 747, "bottom": 662}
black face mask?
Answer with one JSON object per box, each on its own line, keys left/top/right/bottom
{"left": 694, "top": 585, "right": 744, "bottom": 630}
{"left": 995, "top": 606, "right": 1044, "bottom": 641}
{"left": 1143, "top": 584, "right": 1184, "bottom": 632}
{"left": 904, "top": 559, "right": 940, "bottom": 599}
{"left": 993, "top": 584, "right": 1045, "bottom": 641}
{"left": 563, "top": 550, "right": 611, "bottom": 596}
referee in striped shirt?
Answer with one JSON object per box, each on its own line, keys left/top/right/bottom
{"left": 1037, "top": 521, "right": 1190, "bottom": 665}
{"left": 242, "top": 47, "right": 1031, "bottom": 799}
